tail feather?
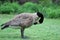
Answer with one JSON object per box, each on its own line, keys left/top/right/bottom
{"left": 1, "top": 23, "right": 9, "bottom": 30}
{"left": 1, "top": 25, "right": 9, "bottom": 30}
{"left": 1, "top": 24, "right": 4, "bottom": 26}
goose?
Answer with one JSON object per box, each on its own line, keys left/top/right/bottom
{"left": 1, "top": 12, "right": 44, "bottom": 38}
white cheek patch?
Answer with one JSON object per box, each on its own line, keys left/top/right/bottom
{"left": 36, "top": 16, "right": 42, "bottom": 24}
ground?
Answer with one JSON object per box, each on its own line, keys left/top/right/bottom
{"left": 0, "top": 14, "right": 60, "bottom": 40}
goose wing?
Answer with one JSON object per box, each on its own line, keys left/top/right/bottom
{"left": 10, "top": 13, "right": 33, "bottom": 27}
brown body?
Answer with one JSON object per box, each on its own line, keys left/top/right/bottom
{"left": 1, "top": 12, "right": 44, "bottom": 38}
{"left": 6, "top": 13, "right": 38, "bottom": 27}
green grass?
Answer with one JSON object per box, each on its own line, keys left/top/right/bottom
{"left": 0, "top": 14, "right": 60, "bottom": 40}
{"left": 0, "top": 2, "right": 60, "bottom": 18}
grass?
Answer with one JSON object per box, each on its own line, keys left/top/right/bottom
{"left": 0, "top": 2, "right": 60, "bottom": 18}
{"left": 0, "top": 14, "right": 60, "bottom": 40}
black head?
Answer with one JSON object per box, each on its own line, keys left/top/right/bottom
{"left": 37, "top": 12, "right": 44, "bottom": 24}
{"left": 37, "top": 12, "right": 42, "bottom": 17}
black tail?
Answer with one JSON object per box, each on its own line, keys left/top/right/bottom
{"left": 37, "top": 12, "right": 44, "bottom": 24}
{"left": 1, "top": 24, "right": 4, "bottom": 26}
{"left": 1, "top": 23, "right": 9, "bottom": 30}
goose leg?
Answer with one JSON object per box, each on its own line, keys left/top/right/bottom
{"left": 21, "top": 27, "right": 25, "bottom": 38}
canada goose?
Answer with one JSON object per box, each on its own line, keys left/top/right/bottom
{"left": 1, "top": 12, "right": 44, "bottom": 38}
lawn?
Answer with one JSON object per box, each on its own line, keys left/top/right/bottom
{"left": 0, "top": 14, "right": 60, "bottom": 40}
